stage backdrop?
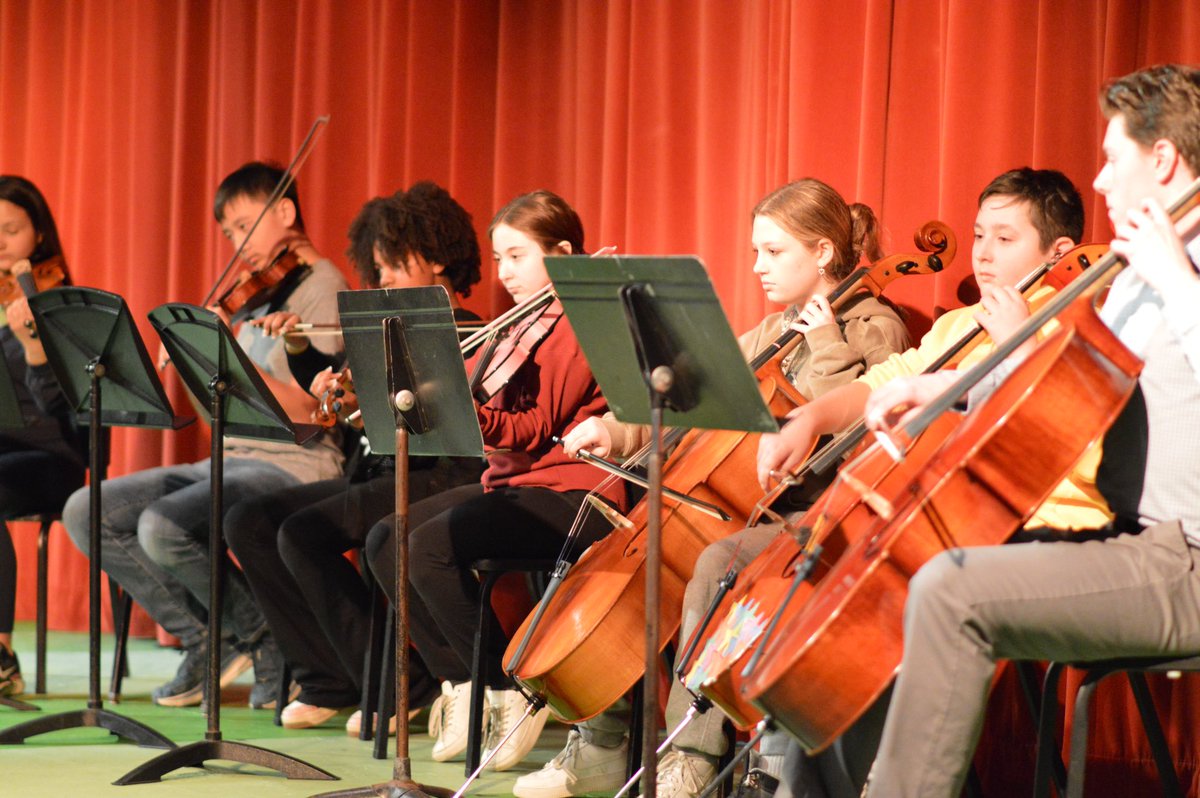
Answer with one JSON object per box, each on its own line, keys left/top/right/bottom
{"left": 2, "top": 1, "right": 1199, "bottom": 793}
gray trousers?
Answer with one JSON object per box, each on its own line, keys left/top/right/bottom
{"left": 665, "top": 523, "right": 782, "bottom": 757}
{"left": 867, "top": 520, "right": 1200, "bottom": 797}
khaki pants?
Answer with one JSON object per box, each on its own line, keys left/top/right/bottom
{"left": 868, "top": 520, "right": 1200, "bottom": 797}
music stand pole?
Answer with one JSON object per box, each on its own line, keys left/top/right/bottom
{"left": 313, "top": 287, "right": 482, "bottom": 798}
{"left": 543, "top": 257, "right": 777, "bottom": 798}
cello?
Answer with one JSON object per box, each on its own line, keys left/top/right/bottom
{"left": 503, "top": 222, "right": 955, "bottom": 723}
{"left": 737, "top": 175, "right": 1200, "bottom": 749}
{"left": 671, "top": 243, "right": 1107, "bottom": 731}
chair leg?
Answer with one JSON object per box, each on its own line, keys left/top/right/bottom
{"left": 108, "top": 580, "right": 133, "bottom": 702}
{"left": 465, "top": 571, "right": 502, "bottom": 776}
{"left": 358, "top": 581, "right": 387, "bottom": 741}
{"left": 1033, "top": 661, "right": 1067, "bottom": 798}
{"left": 373, "top": 606, "right": 395, "bottom": 760}
{"left": 273, "top": 663, "right": 292, "bottom": 726}
{"left": 1126, "top": 672, "right": 1184, "bottom": 798}
{"left": 35, "top": 517, "right": 51, "bottom": 695}
{"left": 1067, "top": 672, "right": 1108, "bottom": 798}
{"left": 628, "top": 677, "right": 644, "bottom": 784}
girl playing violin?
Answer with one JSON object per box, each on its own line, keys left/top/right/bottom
{"left": 522, "top": 178, "right": 911, "bottom": 798}
{"left": 61, "top": 162, "right": 349, "bottom": 710}
{"left": 364, "top": 190, "right": 625, "bottom": 771}
{"left": 225, "top": 182, "right": 486, "bottom": 732}
{"left": 0, "top": 176, "right": 87, "bottom": 697}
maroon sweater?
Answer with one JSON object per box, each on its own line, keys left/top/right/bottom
{"left": 473, "top": 307, "right": 627, "bottom": 511}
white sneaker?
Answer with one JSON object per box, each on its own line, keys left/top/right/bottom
{"left": 280, "top": 701, "right": 341, "bottom": 729}
{"left": 481, "top": 687, "right": 550, "bottom": 771}
{"left": 512, "top": 729, "right": 628, "bottom": 798}
{"left": 429, "top": 680, "right": 474, "bottom": 762}
{"left": 656, "top": 748, "right": 718, "bottom": 798}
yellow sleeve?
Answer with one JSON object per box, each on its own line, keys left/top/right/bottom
{"left": 857, "top": 306, "right": 983, "bottom": 390}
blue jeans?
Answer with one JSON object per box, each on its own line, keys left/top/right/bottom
{"left": 62, "top": 457, "right": 298, "bottom": 649}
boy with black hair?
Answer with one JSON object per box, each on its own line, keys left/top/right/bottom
{"left": 62, "top": 161, "right": 348, "bottom": 708}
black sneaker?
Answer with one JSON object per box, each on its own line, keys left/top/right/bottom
{"left": 0, "top": 644, "right": 25, "bottom": 697}
{"left": 152, "top": 639, "right": 252, "bottom": 707}
{"left": 247, "top": 634, "right": 286, "bottom": 709}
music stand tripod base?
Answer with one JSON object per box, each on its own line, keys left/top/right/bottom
{"left": 0, "top": 706, "right": 174, "bottom": 747}
{"left": 114, "top": 739, "right": 336, "bottom": 785}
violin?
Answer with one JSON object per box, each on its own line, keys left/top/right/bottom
{"left": 502, "top": 221, "right": 955, "bottom": 723}
{"left": 0, "top": 256, "right": 68, "bottom": 306}
{"left": 214, "top": 247, "right": 310, "bottom": 322}
{"left": 468, "top": 296, "right": 562, "bottom": 403}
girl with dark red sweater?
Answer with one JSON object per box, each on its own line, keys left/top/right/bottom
{"left": 365, "top": 190, "right": 624, "bottom": 772}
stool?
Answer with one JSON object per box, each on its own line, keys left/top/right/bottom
{"left": 463, "top": 558, "right": 554, "bottom": 775}
{"left": 1032, "top": 655, "right": 1200, "bottom": 798}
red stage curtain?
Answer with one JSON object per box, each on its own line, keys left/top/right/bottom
{"left": 2, "top": 1, "right": 1199, "bottom": 792}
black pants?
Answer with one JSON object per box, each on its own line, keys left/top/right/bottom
{"left": 225, "top": 459, "right": 479, "bottom": 708}
{"left": 365, "top": 483, "right": 613, "bottom": 689}
{"left": 0, "top": 448, "right": 86, "bottom": 634}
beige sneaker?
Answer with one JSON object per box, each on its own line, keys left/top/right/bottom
{"left": 512, "top": 729, "right": 628, "bottom": 798}
{"left": 481, "top": 687, "right": 550, "bottom": 771}
{"left": 429, "top": 680, "right": 474, "bottom": 762}
{"left": 280, "top": 700, "right": 341, "bottom": 729}
{"left": 656, "top": 748, "right": 718, "bottom": 798}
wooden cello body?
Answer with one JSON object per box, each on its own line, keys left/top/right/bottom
{"left": 742, "top": 302, "right": 1141, "bottom": 750}
{"left": 505, "top": 223, "right": 955, "bottom": 722}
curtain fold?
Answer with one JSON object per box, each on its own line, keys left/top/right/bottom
{"left": 3, "top": 1, "right": 1199, "bottom": 791}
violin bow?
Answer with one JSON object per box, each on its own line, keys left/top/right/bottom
{"left": 200, "top": 115, "right": 330, "bottom": 308}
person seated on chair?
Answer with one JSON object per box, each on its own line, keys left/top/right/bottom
{"left": 225, "top": 182, "right": 485, "bottom": 732}
{"left": 744, "top": 168, "right": 1111, "bottom": 798}
{"left": 517, "top": 177, "right": 913, "bottom": 798}
{"left": 758, "top": 64, "right": 1200, "bottom": 798}
{"left": 61, "top": 161, "right": 349, "bottom": 710}
{"left": 0, "top": 175, "right": 88, "bottom": 698}
{"left": 364, "top": 189, "right": 627, "bottom": 772}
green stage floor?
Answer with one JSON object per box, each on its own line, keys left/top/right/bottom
{"left": 0, "top": 622, "right": 579, "bottom": 796}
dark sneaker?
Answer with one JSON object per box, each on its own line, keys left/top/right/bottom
{"left": 247, "top": 634, "right": 287, "bottom": 709}
{"left": 152, "top": 640, "right": 251, "bottom": 707}
{"left": 0, "top": 644, "right": 25, "bottom": 697}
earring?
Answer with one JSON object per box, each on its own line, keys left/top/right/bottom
{"left": 818, "top": 266, "right": 826, "bottom": 277}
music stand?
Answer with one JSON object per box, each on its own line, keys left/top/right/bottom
{"left": 112, "top": 303, "right": 335, "bottom": 785}
{"left": 313, "top": 286, "right": 482, "bottom": 798}
{"left": 545, "top": 255, "right": 775, "bottom": 798}
{"left": 0, "top": 287, "right": 187, "bottom": 744}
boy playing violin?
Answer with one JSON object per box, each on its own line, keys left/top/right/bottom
{"left": 62, "top": 161, "right": 348, "bottom": 709}
{"left": 834, "top": 64, "right": 1200, "bottom": 797}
